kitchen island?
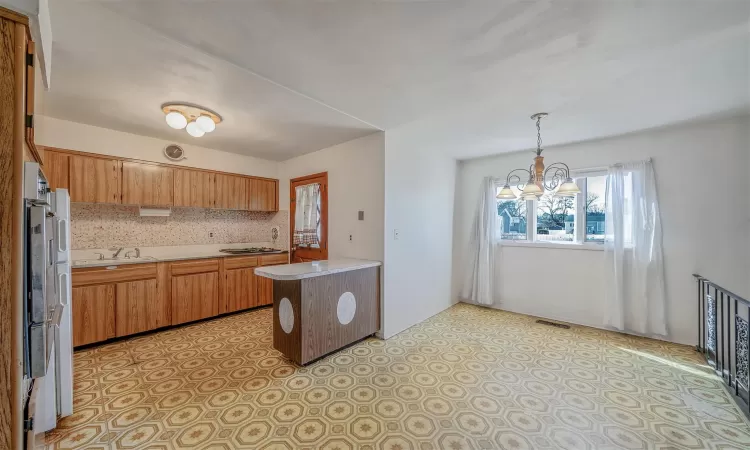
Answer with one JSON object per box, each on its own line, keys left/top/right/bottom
{"left": 255, "top": 259, "right": 381, "bottom": 365}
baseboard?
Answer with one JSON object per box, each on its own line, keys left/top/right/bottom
{"left": 460, "top": 300, "right": 691, "bottom": 347}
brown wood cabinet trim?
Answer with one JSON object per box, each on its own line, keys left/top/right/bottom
{"left": 157, "top": 262, "right": 172, "bottom": 325}
{"left": 72, "top": 264, "right": 158, "bottom": 287}
{"left": 41, "top": 146, "right": 279, "bottom": 182}
{"left": 169, "top": 258, "right": 220, "bottom": 276}
{"left": 0, "top": 6, "right": 29, "bottom": 26}
{"left": 3, "top": 17, "right": 26, "bottom": 450}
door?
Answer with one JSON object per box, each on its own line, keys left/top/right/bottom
{"left": 122, "top": 161, "right": 174, "bottom": 207}
{"left": 290, "top": 172, "right": 328, "bottom": 262}
{"left": 69, "top": 155, "right": 121, "bottom": 204}
{"left": 71, "top": 284, "right": 115, "bottom": 346}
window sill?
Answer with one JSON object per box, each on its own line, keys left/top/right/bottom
{"left": 498, "top": 240, "right": 605, "bottom": 251}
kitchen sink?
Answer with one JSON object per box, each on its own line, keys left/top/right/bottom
{"left": 72, "top": 256, "right": 157, "bottom": 267}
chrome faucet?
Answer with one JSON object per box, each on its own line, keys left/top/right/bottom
{"left": 124, "top": 248, "right": 141, "bottom": 259}
{"left": 109, "top": 247, "right": 124, "bottom": 259}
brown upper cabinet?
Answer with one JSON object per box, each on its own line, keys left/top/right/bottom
{"left": 44, "top": 151, "right": 70, "bottom": 191}
{"left": 215, "top": 173, "right": 248, "bottom": 210}
{"left": 122, "top": 161, "right": 174, "bottom": 207}
{"left": 173, "top": 168, "right": 215, "bottom": 208}
{"left": 248, "top": 178, "right": 278, "bottom": 212}
{"left": 41, "top": 148, "right": 278, "bottom": 211}
{"left": 69, "top": 154, "right": 122, "bottom": 204}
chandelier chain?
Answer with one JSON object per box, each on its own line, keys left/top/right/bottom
{"left": 536, "top": 116, "right": 542, "bottom": 153}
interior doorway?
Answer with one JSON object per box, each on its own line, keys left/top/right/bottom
{"left": 290, "top": 172, "right": 328, "bottom": 262}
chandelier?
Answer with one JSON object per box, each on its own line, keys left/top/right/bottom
{"left": 497, "top": 113, "right": 580, "bottom": 201}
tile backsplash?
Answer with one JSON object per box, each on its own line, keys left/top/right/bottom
{"left": 71, "top": 204, "right": 289, "bottom": 250}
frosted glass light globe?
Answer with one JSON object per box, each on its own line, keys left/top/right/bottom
{"left": 186, "top": 121, "right": 205, "bottom": 137}
{"left": 165, "top": 111, "right": 187, "bottom": 129}
{"left": 196, "top": 115, "right": 216, "bottom": 133}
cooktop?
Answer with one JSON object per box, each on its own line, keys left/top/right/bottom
{"left": 219, "top": 247, "right": 282, "bottom": 255}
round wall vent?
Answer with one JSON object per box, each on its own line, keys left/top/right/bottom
{"left": 164, "top": 144, "right": 186, "bottom": 161}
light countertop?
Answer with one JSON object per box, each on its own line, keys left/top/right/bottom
{"left": 72, "top": 243, "right": 288, "bottom": 268}
{"left": 254, "top": 258, "right": 381, "bottom": 280}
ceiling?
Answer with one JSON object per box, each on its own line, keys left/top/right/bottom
{"left": 45, "top": 1, "right": 750, "bottom": 161}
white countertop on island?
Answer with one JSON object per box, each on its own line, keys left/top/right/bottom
{"left": 254, "top": 258, "right": 381, "bottom": 280}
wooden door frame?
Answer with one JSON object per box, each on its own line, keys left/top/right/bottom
{"left": 289, "top": 172, "right": 328, "bottom": 261}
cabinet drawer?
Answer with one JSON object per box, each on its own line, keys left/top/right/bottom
{"left": 73, "top": 263, "right": 157, "bottom": 287}
{"left": 170, "top": 258, "right": 220, "bottom": 276}
{"left": 259, "top": 254, "right": 288, "bottom": 266}
{"left": 224, "top": 256, "right": 258, "bottom": 270}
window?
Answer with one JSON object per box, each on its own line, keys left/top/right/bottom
{"left": 496, "top": 173, "right": 608, "bottom": 246}
{"left": 496, "top": 186, "right": 527, "bottom": 240}
{"left": 536, "top": 190, "right": 575, "bottom": 242}
{"left": 584, "top": 175, "right": 606, "bottom": 243}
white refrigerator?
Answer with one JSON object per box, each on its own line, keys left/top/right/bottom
{"left": 34, "top": 188, "right": 73, "bottom": 433}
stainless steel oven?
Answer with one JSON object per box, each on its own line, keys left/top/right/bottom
{"left": 23, "top": 162, "right": 60, "bottom": 379}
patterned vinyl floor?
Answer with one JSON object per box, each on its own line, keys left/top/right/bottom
{"left": 46, "top": 303, "right": 750, "bottom": 449}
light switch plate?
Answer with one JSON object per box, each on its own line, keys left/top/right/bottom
{"left": 358, "top": 211, "right": 364, "bottom": 220}
{"left": 393, "top": 229, "right": 400, "bottom": 240}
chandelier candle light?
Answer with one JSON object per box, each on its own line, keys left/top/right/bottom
{"left": 162, "top": 103, "right": 222, "bottom": 138}
{"left": 496, "top": 113, "right": 580, "bottom": 201}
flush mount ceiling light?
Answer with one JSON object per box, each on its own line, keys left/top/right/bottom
{"left": 161, "top": 103, "right": 222, "bottom": 138}
{"left": 497, "top": 113, "right": 581, "bottom": 201}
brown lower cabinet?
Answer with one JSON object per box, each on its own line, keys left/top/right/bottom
{"left": 115, "top": 278, "right": 169, "bottom": 337}
{"left": 172, "top": 272, "right": 219, "bottom": 325}
{"left": 72, "top": 284, "right": 116, "bottom": 346}
{"left": 224, "top": 268, "right": 257, "bottom": 313}
{"left": 72, "top": 254, "right": 288, "bottom": 346}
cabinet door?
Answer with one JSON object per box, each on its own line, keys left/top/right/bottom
{"left": 115, "top": 278, "right": 168, "bottom": 337}
{"left": 215, "top": 174, "right": 248, "bottom": 210}
{"left": 248, "top": 179, "right": 278, "bottom": 211}
{"left": 223, "top": 268, "right": 257, "bottom": 313}
{"left": 122, "top": 161, "right": 174, "bottom": 207}
{"left": 69, "top": 155, "right": 122, "bottom": 203}
{"left": 44, "top": 151, "right": 70, "bottom": 191}
{"left": 257, "top": 275, "right": 273, "bottom": 307}
{"left": 171, "top": 272, "right": 219, "bottom": 325}
{"left": 72, "top": 284, "right": 115, "bottom": 346}
{"left": 174, "top": 169, "right": 215, "bottom": 208}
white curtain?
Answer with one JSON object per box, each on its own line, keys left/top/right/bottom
{"left": 461, "top": 177, "right": 501, "bottom": 306}
{"left": 293, "top": 183, "right": 320, "bottom": 245}
{"left": 604, "top": 160, "right": 667, "bottom": 336}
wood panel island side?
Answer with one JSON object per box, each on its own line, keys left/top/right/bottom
{"left": 255, "top": 259, "right": 381, "bottom": 365}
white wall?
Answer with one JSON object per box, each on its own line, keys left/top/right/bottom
{"left": 278, "top": 132, "right": 385, "bottom": 262}
{"left": 382, "top": 126, "right": 457, "bottom": 338}
{"left": 454, "top": 115, "right": 750, "bottom": 345}
{"left": 35, "top": 116, "right": 278, "bottom": 178}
